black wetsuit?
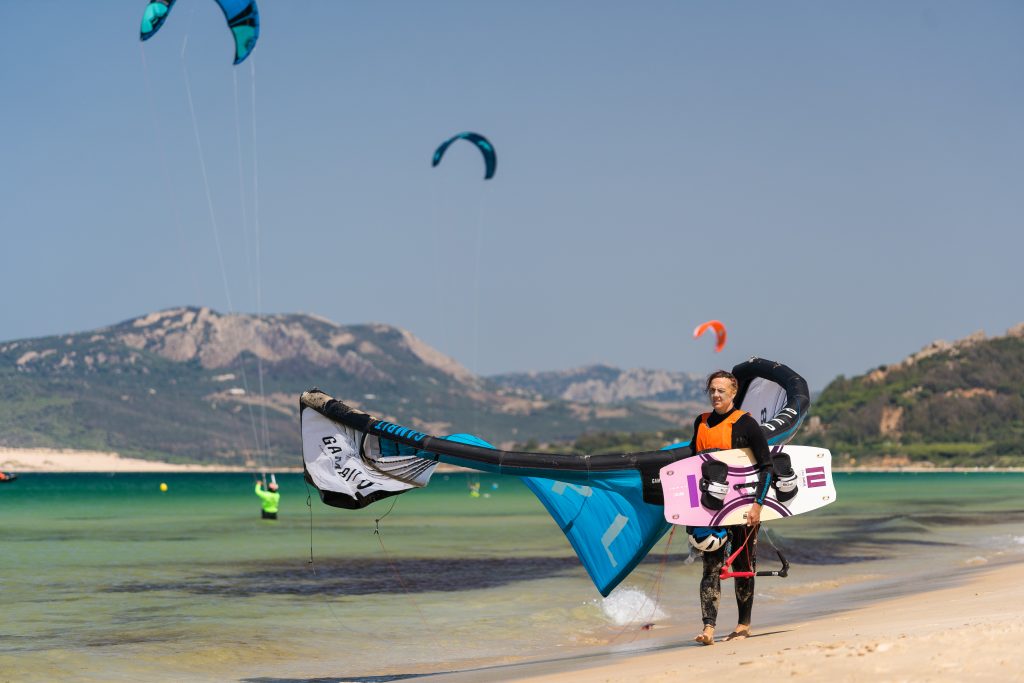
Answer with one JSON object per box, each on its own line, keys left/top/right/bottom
{"left": 688, "top": 409, "right": 771, "bottom": 628}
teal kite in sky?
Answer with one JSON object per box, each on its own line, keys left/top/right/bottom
{"left": 140, "top": 0, "right": 260, "bottom": 65}
{"left": 432, "top": 132, "right": 497, "bottom": 180}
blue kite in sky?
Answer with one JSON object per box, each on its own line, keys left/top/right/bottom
{"left": 432, "top": 132, "right": 497, "bottom": 180}
{"left": 140, "top": 0, "right": 260, "bottom": 65}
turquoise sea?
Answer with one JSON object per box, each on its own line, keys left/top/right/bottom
{"left": 2, "top": 471, "right": 1023, "bottom": 682}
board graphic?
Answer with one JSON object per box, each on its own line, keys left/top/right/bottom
{"left": 660, "top": 445, "right": 835, "bottom": 526}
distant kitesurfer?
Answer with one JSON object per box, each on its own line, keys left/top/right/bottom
{"left": 688, "top": 370, "right": 771, "bottom": 646}
{"left": 254, "top": 480, "right": 280, "bottom": 519}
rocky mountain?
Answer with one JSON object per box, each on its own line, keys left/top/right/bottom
{"left": 0, "top": 307, "right": 697, "bottom": 466}
{"left": 490, "top": 365, "right": 705, "bottom": 404}
{"left": 803, "top": 324, "right": 1024, "bottom": 466}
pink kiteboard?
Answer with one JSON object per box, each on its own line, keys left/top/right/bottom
{"left": 660, "top": 445, "right": 836, "bottom": 526}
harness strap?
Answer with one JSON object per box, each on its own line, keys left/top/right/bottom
{"left": 719, "top": 525, "right": 754, "bottom": 580}
{"left": 719, "top": 524, "right": 790, "bottom": 580}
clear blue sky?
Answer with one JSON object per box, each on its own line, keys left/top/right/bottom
{"left": 2, "top": 1, "right": 1022, "bottom": 390}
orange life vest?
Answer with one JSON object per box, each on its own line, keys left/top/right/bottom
{"left": 695, "top": 410, "right": 747, "bottom": 452}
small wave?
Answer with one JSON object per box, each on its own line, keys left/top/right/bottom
{"left": 972, "top": 533, "right": 1024, "bottom": 552}
{"left": 595, "top": 586, "right": 667, "bottom": 626}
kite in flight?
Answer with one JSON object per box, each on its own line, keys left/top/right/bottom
{"left": 140, "top": 0, "right": 260, "bottom": 64}
{"left": 432, "top": 132, "right": 497, "bottom": 180}
{"left": 694, "top": 320, "right": 727, "bottom": 353}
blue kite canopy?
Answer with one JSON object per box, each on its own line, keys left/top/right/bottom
{"left": 432, "top": 132, "right": 497, "bottom": 180}
{"left": 140, "top": 0, "right": 260, "bottom": 65}
{"left": 300, "top": 357, "right": 809, "bottom": 597}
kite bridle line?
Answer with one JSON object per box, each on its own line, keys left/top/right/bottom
{"left": 303, "top": 480, "right": 388, "bottom": 639}
{"left": 719, "top": 524, "right": 790, "bottom": 580}
{"left": 303, "top": 480, "right": 452, "bottom": 653}
{"left": 370, "top": 498, "right": 454, "bottom": 656}
{"left": 165, "top": 29, "right": 272, "bottom": 473}
{"left": 139, "top": 36, "right": 269, "bottom": 472}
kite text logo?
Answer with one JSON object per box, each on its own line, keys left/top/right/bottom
{"left": 321, "top": 435, "right": 375, "bottom": 490}
{"left": 373, "top": 421, "right": 427, "bottom": 443}
{"left": 334, "top": 464, "right": 376, "bottom": 490}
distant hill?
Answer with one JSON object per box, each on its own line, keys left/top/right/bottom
{"left": 0, "top": 308, "right": 699, "bottom": 466}
{"left": 804, "top": 325, "right": 1024, "bottom": 466}
{"left": 490, "top": 365, "right": 705, "bottom": 404}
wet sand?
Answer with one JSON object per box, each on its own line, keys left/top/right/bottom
{"left": 416, "top": 561, "right": 1023, "bottom": 683}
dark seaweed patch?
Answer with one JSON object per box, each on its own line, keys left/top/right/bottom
{"left": 103, "top": 555, "right": 583, "bottom": 597}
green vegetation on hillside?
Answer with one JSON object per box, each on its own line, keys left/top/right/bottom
{"left": 804, "top": 335, "right": 1024, "bottom": 466}
{"left": 515, "top": 333, "right": 1024, "bottom": 467}
{"left": 5, "top": 310, "right": 1020, "bottom": 468}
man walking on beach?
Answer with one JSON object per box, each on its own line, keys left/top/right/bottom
{"left": 688, "top": 370, "right": 771, "bottom": 645}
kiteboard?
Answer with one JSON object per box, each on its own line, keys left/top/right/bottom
{"left": 660, "top": 445, "right": 835, "bottom": 526}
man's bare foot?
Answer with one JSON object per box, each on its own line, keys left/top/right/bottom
{"left": 725, "top": 625, "right": 751, "bottom": 641}
{"left": 694, "top": 625, "right": 715, "bottom": 645}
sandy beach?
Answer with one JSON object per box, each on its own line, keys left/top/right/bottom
{"left": 0, "top": 447, "right": 253, "bottom": 473}
{"left": 423, "top": 561, "right": 1023, "bottom": 683}
{"left": 0, "top": 446, "right": 473, "bottom": 474}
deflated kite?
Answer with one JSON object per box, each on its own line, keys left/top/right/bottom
{"left": 432, "top": 132, "right": 497, "bottom": 180}
{"left": 300, "top": 357, "right": 809, "bottom": 596}
{"left": 140, "top": 0, "right": 260, "bottom": 65}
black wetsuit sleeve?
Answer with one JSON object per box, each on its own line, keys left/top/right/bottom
{"left": 688, "top": 416, "right": 701, "bottom": 457}
{"left": 734, "top": 414, "right": 773, "bottom": 504}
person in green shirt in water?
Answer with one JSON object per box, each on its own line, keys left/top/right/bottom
{"left": 254, "top": 480, "right": 280, "bottom": 519}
